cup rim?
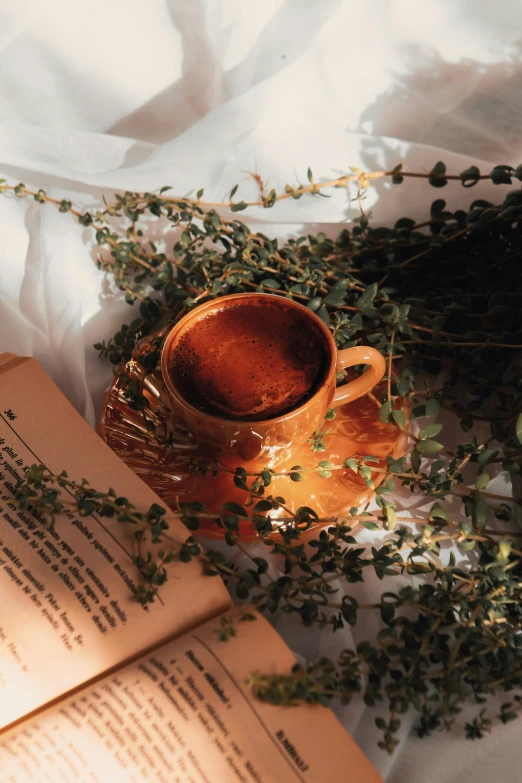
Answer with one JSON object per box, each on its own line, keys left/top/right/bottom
{"left": 160, "top": 292, "right": 337, "bottom": 427}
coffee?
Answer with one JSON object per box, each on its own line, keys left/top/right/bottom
{"left": 169, "top": 298, "right": 329, "bottom": 421}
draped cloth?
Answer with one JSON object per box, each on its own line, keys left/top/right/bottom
{"left": 0, "top": 2, "right": 520, "bottom": 778}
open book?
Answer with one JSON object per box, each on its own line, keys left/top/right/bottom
{"left": 0, "top": 354, "right": 382, "bottom": 783}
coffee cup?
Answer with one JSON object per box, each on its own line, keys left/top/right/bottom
{"left": 161, "top": 293, "right": 385, "bottom": 466}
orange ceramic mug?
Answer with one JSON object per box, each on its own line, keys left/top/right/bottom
{"left": 161, "top": 293, "right": 385, "bottom": 467}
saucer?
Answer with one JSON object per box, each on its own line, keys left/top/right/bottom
{"left": 98, "top": 340, "right": 408, "bottom": 541}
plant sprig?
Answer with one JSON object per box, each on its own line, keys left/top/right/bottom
{"left": 4, "top": 158, "right": 522, "bottom": 752}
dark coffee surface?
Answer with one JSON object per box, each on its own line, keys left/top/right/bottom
{"left": 170, "top": 300, "right": 329, "bottom": 421}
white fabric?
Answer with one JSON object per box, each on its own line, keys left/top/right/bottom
{"left": 0, "top": 1, "right": 520, "bottom": 779}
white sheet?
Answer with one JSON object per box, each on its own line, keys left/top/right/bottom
{"left": 0, "top": 1, "right": 520, "bottom": 779}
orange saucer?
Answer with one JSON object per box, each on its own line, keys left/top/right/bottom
{"left": 98, "top": 349, "right": 407, "bottom": 541}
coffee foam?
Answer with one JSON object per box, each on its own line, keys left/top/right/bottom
{"left": 170, "top": 299, "right": 329, "bottom": 421}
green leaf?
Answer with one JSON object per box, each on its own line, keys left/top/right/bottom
{"left": 395, "top": 217, "right": 415, "bottom": 231}
{"left": 236, "top": 582, "right": 249, "bottom": 600}
{"left": 425, "top": 399, "right": 440, "bottom": 417}
{"left": 307, "top": 167, "right": 313, "bottom": 183}
{"left": 184, "top": 516, "right": 200, "bottom": 531}
{"left": 475, "top": 473, "right": 490, "bottom": 491}
{"left": 416, "top": 440, "right": 444, "bottom": 455}
{"left": 391, "top": 163, "right": 403, "bottom": 185}
{"left": 418, "top": 423, "right": 443, "bottom": 440}
{"left": 460, "top": 520, "right": 472, "bottom": 536}
{"left": 307, "top": 297, "right": 322, "bottom": 312}
{"left": 260, "top": 278, "right": 280, "bottom": 289}
{"left": 429, "top": 161, "right": 448, "bottom": 188}
{"left": 489, "top": 165, "right": 513, "bottom": 185}
{"left": 222, "top": 514, "right": 239, "bottom": 533}
{"left": 360, "top": 520, "right": 379, "bottom": 531}
{"left": 263, "top": 188, "right": 277, "bottom": 208}
{"left": 323, "top": 289, "right": 347, "bottom": 307}
{"left": 379, "top": 401, "right": 392, "bottom": 424}
{"left": 261, "top": 470, "right": 272, "bottom": 486}
{"left": 386, "top": 457, "right": 403, "bottom": 474}
{"left": 501, "top": 711, "right": 519, "bottom": 724}
{"left": 230, "top": 201, "right": 248, "bottom": 212}
{"left": 357, "top": 283, "right": 378, "bottom": 308}
{"left": 392, "top": 410, "right": 406, "bottom": 430}
{"left": 477, "top": 448, "right": 499, "bottom": 466}
{"left": 299, "top": 599, "right": 318, "bottom": 626}
{"left": 344, "top": 458, "right": 358, "bottom": 473}
{"left": 384, "top": 506, "right": 396, "bottom": 531}
{"left": 460, "top": 166, "right": 481, "bottom": 188}
{"left": 296, "top": 506, "right": 319, "bottom": 522}
{"left": 380, "top": 603, "right": 395, "bottom": 624}
{"left": 472, "top": 499, "right": 489, "bottom": 530}
{"left": 359, "top": 465, "right": 372, "bottom": 480}
{"left": 316, "top": 306, "right": 331, "bottom": 325}
{"left": 411, "top": 450, "right": 421, "bottom": 473}
{"left": 429, "top": 502, "right": 449, "bottom": 522}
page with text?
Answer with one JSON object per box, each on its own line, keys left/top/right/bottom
{"left": 0, "top": 609, "right": 382, "bottom": 783}
{"left": 0, "top": 356, "right": 231, "bottom": 727}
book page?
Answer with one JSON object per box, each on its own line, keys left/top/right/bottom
{"left": 0, "top": 356, "right": 231, "bottom": 727}
{"left": 0, "top": 609, "right": 382, "bottom": 782}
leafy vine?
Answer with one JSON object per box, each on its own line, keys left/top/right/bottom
{"left": 3, "top": 159, "right": 522, "bottom": 752}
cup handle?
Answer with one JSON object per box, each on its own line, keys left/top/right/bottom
{"left": 332, "top": 346, "right": 386, "bottom": 407}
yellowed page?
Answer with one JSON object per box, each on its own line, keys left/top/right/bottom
{"left": 0, "top": 609, "right": 382, "bottom": 783}
{"left": 0, "top": 356, "right": 231, "bottom": 727}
